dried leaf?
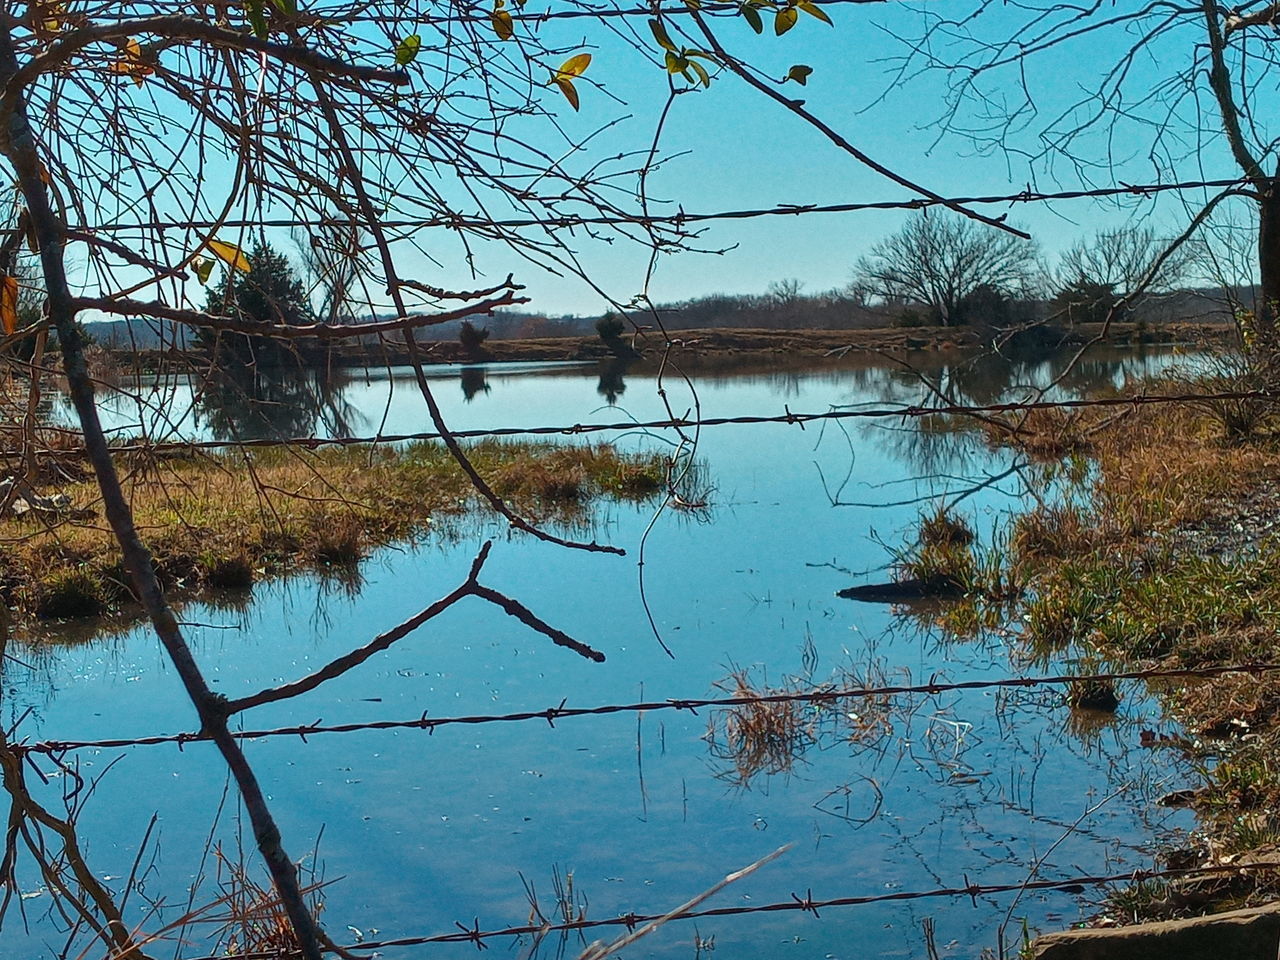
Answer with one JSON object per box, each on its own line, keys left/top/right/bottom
{"left": 205, "top": 240, "right": 252, "bottom": 274}
{"left": 797, "top": 1, "right": 832, "bottom": 25}
{"left": 110, "top": 38, "right": 154, "bottom": 86}
{"left": 553, "top": 76, "right": 580, "bottom": 111}
{"left": 0, "top": 276, "right": 19, "bottom": 335}
{"left": 785, "top": 64, "right": 813, "bottom": 85}
{"left": 491, "top": 8, "right": 514, "bottom": 40}
{"left": 556, "top": 53, "right": 592, "bottom": 78}
{"left": 649, "top": 18, "right": 677, "bottom": 52}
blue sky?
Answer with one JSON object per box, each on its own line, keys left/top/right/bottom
{"left": 53, "top": 3, "right": 1256, "bottom": 319}
{"left": 415, "top": 1, "right": 1250, "bottom": 315}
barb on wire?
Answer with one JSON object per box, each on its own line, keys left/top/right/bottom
{"left": 178, "top": 856, "right": 1280, "bottom": 959}
{"left": 15, "top": 660, "right": 1279, "bottom": 757}
{"left": 50, "top": 388, "right": 1280, "bottom": 457}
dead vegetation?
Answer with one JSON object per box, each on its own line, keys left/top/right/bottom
{"left": 943, "top": 351, "right": 1280, "bottom": 921}
{"left": 704, "top": 662, "right": 902, "bottom": 787}
{"left": 0, "top": 439, "right": 667, "bottom": 621}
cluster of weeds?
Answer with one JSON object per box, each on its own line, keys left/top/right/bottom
{"left": 1010, "top": 503, "right": 1094, "bottom": 567}
{"left": 3, "top": 440, "right": 670, "bottom": 620}
{"left": 705, "top": 659, "right": 906, "bottom": 786}
{"left": 896, "top": 506, "right": 977, "bottom": 590}
{"left": 891, "top": 506, "right": 1023, "bottom": 637}
{"left": 933, "top": 353, "right": 1280, "bottom": 920}
{"left": 706, "top": 667, "right": 818, "bottom": 786}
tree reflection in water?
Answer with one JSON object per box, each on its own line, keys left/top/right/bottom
{"left": 596, "top": 356, "right": 631, "bottom": 405}
{"left": 459, "top": 365, "right": 491, "bottom": 402}
{"left": 195, "top": 358, "right": 361, "bottom": 442}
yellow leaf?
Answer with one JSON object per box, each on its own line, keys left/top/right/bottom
{"left": 797, "top": 1, "right": 833, "bottom": 25}
{"left": 649, "top": 18, "right": 677, "bottom": 52}
{"left": 774, "top": 7, "right": 798, "bottom": 35}
{"left": 553, "top": 76, "right": 580, "bottom": 110}
{"left": 205, "top": 240, "right": 252, "bottom": 274}
{"left": 0, "top": 276, "right": 19, "bottom": 335}
{"left": 36, "top": 0, "right": 65, "bottom": 34}
{"left": 395, "top": 34, "right": 421, "bottom": 65}
{"left": 491, "top": 7, "right": 514, "bottom": 40}
{"left": 556, "top": 53, "right": 592, "bottom": 78}
{"left": 110, "top": 38, "right": 154, "bottom": 85}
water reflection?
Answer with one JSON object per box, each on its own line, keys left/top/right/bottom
{"left": 8, "top": 344, "right": 1208, "bottom": 960}
{"left": 195, "top": 360, "right": 361, "bottom": 441}
{"left": 459, "top": 365, "right": 491, "bottom": 402}
{"left": 596, "top": 356, "right": 631, "bottom": 405}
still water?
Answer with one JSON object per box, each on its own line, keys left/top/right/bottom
{"left": 6, "top": 347, "right": 1198, "bottom": 958}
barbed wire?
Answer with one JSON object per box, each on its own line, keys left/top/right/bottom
{"left": 65, "top": 177, "right": 1253, "bottom": 237}
{"left": 177, "top": 857, "right": 1280, "bottom": 959}
{"left": 13, "top": 660, "right": 1276, "bottom": 757}
{"left": 72, "top": 388, "right": 1275, "bottom": 455}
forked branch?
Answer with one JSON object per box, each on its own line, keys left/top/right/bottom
{"left": 224, "top": 541, "right": 605, "bottom": 715}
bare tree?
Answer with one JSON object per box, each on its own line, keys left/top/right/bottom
{"left": 884, "top": 0, "right": 1280, "bottom": 344}
{"left": 1057, "top": 226, "right": 1189, "bottom": 300}
{"left": 852, "top": 212, "right": 1040, "bottom": 325}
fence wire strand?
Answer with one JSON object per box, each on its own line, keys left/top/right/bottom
{"left": 13, "top": 660, "right": 1277, "bottom": 757}
{"left": 63, "top": 388, "right": 1279, "bottom": 455}
{"left": 175, "top": 857, "right": 1280, "bottom": 959}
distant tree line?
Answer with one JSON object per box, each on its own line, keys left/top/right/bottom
{"left": 157, "top": 214, "right": 1251, "bottom": 370}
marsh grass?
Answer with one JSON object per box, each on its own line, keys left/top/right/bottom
{"left": 891, "top": 507, "right": 1023, "bottom": 636}
{"left": 961, "top": 356, "right": 1280, "bottom": 920}
{"left": 706, "top": 661, "right": 903, "bottom": 786}
{"left": 3, "top": 439, "right": 667, "bottom": 619}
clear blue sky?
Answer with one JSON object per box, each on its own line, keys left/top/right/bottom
{"left": 65, "top": 4, "right": 1251, "bottom": 319}
{"left": 418, "top": 1, "right": 1248, "bottom": 315}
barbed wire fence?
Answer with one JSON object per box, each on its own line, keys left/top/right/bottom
{"left": 10, "top": 659, "right": 1279, "bottom": 757}
{"left": 0, "top": 4, "right": 1274, "bottom": 959}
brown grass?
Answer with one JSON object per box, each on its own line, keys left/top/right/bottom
{"left": 0, "top": 439, "right": 667, "bottom": 620}
{"left": 973, "top": 362, "right": 1280, "bottom": 917}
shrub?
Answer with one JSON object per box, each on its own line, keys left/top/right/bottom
{"left": 595, "top": 313, "right": 626, "bottom": 340}
{"left": 458, "top": 320, "right": 491, "bottom": 353}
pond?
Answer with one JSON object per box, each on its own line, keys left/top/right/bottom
{"left": 5, "top": 344, "right": 1201, "bottom": 959}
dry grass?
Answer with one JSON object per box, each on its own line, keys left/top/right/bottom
{"left": 0, "top": 439, "right": 667, "bottom": 620}
{"left": 968, "top": 359, "right": 1280, "bottom": 917}
{"left": 705, "top": 663, "right": 902, "bottom": 786}
{"left": 707, "top": 669, "right": 817, "bottom": 785}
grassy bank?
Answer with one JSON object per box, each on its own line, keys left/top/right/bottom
{"left": 4, "top": 440, "right": 665, "bottom": 621}
{"left": 888, "top": 358, "right": 1280, "bottom": 923}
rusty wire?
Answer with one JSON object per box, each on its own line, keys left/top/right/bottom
{"left": 63, "top": 176, "right": 1255, "bottom": 235}
{"left": 175, "top": 856, "right": 1280, "bottom": 958}
{"left": 14, "top": 660, "right": 1276, "bottom": 757}
{"left": 58, "top": 388, "right": 1278, "bottom": 455}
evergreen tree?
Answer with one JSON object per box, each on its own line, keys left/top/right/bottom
{"left": 200, "top": 242, "right": 320, "bottom": 369}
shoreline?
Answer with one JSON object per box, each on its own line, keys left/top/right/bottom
{"left": 111, "top": 320, "right": 1237, "bottom": 372}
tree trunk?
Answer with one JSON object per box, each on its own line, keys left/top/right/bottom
{"left": 1256, "top": 173, "right": 1280, "bottom": 349}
